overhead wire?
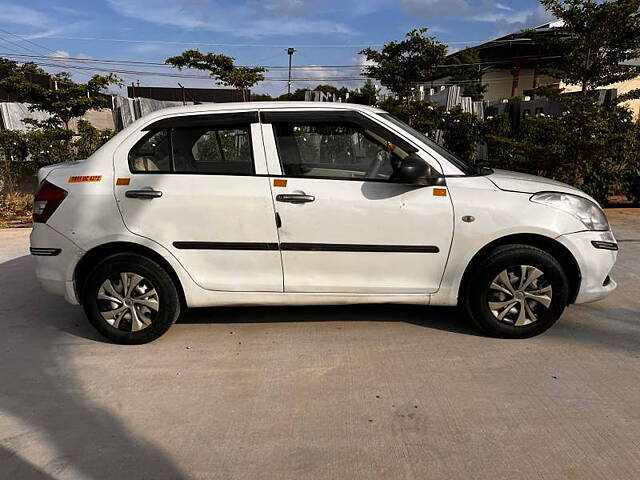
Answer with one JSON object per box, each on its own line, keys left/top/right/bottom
{"left": 0, "top": 30, "right": 568, "bottom": 88}
{"left": 1, "top": 58, "right": 549, "bottom": 86}
{"left": 24, "top": 35, "right": 486, "bottom": 48}
{"left": 0, "top": 30, "right": 95, "bottom": 79}
{"left": 0, "top": 52, "right": 563, "bottom": 71}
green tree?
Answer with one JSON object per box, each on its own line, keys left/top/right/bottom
{"left": 349, "top": 80, "right": 378, "bottom": 105}
{"left": 28, "top": 74, "right": 120, "bottom": 131}
{"left": 539, "top": 0, "right": 640, "bottom": 95}
{"left": 0, "top": 59, "right": 47, "bottom": 102}
{"left": 0, "top": 59, "right": 119, "bottom": 131}
{"left": 250, "top": 93, "right": 274, "bottom": 101}
{"left": 360, "top": 28, "right": 448, "bottom": 98}
{"left": 276, "top": 88, "right": 307, "bottom": 101}
{"left": 443, "top": 48, "right": 488, "bottom": 101}
{"left": 314, "top": 84, "right": 348, "bottom": 99}
{"left": 166, "top": 50, "right": 265, "bottom": 102}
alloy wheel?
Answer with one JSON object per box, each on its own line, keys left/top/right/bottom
{"left": 488, "top": 265, "right": 553, "bottom": 327}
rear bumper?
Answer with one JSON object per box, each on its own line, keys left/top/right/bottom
{"left": 557, "top": 230, "right": 618, "bottom": 304}
{"left": 30, "top": 224, "right": 83, "bottom": 305}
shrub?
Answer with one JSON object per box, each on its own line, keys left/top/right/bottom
{"left": 441, "top": 107, "right": 483, "bottom": 161}
{"left": 0, "top": 123, "right": 114, "bottom": 195}
{"left": 75, "top": 120, "right": 115, "bottom": 160}
{"left": 485, "top": 95, "right": 640, "bottom": 205}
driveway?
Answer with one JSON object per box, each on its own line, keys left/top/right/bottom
{"left": 1, "top": 211, "right": 639, "bottom": 479}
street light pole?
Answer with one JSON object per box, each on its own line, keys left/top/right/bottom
{"left": 287, "top": 47, "right": 296, "bottom": 99}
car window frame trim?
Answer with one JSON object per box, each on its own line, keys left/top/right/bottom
{"left": 126, "top": 108, "right": 456, "bottom": 184}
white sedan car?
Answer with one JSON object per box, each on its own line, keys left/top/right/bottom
{"left": 30, "top": 102, "right": 618, "bottom": 344}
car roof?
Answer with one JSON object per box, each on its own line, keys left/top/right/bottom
{"left": 135, "top": 101, "right": 386, "bottom": 124}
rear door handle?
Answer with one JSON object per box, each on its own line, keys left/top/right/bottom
{"left": 125, "top": 189, "right": 163, "bottom": 199}
{"left": 276, "top": 193, "right": 315, "bottom": 204}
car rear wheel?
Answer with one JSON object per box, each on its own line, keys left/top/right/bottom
{"left": 465, "top": 245, "right": 570, "bottom": 338}
{"left": 82, "top": 253, "right": 180, "bottom": 344}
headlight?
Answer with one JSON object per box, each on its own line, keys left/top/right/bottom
{"left": 530, "top": 192, "right": 609, "bottom": 231}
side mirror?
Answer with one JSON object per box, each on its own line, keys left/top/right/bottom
{"left": 395, "top": 154, "right": 442, "bottom": 186}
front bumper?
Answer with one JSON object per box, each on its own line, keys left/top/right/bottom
{"left": 557, "top": 230, "right": 618, "bottom": 304}
{"left": 30, "top": 223, "right": 84, "bottom": 305}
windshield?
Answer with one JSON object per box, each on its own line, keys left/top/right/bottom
{"left": 378, "top": 113, "right": 475, "bottom": 175}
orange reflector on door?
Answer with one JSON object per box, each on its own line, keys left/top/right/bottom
{"left": 433, "top": 188, "right": 447, "bottom": 197}
{"left": 116, "top": 178, "right": 131, "bottom": 186}
{"left": 273, "top": 179, "right": 287, "bottom": 187}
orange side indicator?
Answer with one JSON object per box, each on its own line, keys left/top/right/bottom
{"left": 433, "top": 188, "right": 447, "bottom": 197}
{"left": 273, "top": 179, "right": 288, "bottom": 187}
{"left": 116, "top": 178, "right": 131, "bottom": 186}
{"left": 68, "top": 175, "right": 102, "bottom": 183}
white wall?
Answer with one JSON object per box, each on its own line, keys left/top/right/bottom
{"left": 562, "top": 78, "right": 640, "bottom": 120}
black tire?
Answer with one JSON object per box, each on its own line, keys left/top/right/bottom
{"left": 465, "top": 244, "right": 569, "bottom": 339}
{"left": 82, "top": 253, "right": 180, "bottom": 344}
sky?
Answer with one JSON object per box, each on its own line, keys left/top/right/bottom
{"left": 0, "top": 0, "right": 555, "bottom": 95}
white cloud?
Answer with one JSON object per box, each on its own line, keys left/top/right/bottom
{"left": 473, "top": 11, "right": 530, "bottom": 23}
{"left": 355, "top": 54, "right": 375, "bottom": 68}
{"left": 401, "top": 0, "right": 475, "bottom": 17}
{"left": 492, "top": 5, "right": 556, "bottom": 36}
{"left": 106, "top": 0, "right": 353, "bottom": 37}
{"left": 51, "top": 6, "right": 92, "bottom": 17}
{"left": 49, "top": 50, "right": 90, "bottom": 60}
{"left": 495, "top": 2, "right": 513, "bottom": 11}
{"left": 130, "top": 43, "right": 172, "bottom": 55}
{"left": 257, "top": 0, "right": 315, "bottom": 17}
{"left": 0, "top": 3, "right": 50, "bottom": 28}
{"left": 22, "top": 28, "right": 64, "bottom": 40}
{"left": 253, "top": 60, "right": 368, "bottom": 96}
{"left": 0, "top": 3, "right": 87, "bottom": 41}
{"left": 400, "top": 0, "right": 553, "bottom": 29}
{"left": 50, "top": 50, "right": 70, "bottom": 59}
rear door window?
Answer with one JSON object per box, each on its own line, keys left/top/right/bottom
{"left": 128, "top": 130, "right": 172, "bottom": 172}
{"left": 129, "top": 115, "right": 255, "bottom": 175}
{"left": 172, "top": 126, "right": 253, "bottom": 175}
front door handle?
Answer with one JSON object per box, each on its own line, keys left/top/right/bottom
{"left": 125, "top": 189, "right": 163, "bottom": 199}
{"left": 276, "top": 193, "right": 315, "bottom": 204}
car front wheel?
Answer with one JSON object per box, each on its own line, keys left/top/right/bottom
{"left": 465, "top": 245, "right": 570, "bottom": 339}
{"left": 82, "top": 253, "right": 180, "bottom": 344}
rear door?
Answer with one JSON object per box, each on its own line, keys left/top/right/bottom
{"left": 261, "top": 110, "right": 454, "bottom": 294}
{"left": 113, "top": 111, "right": 283, "bottom": 292}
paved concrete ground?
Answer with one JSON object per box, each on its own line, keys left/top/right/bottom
{"left": 0, "top": 212, "right": 639, "bottom": 480}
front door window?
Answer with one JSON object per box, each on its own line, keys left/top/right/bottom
{"left": 273, "top": 121, "right": 411, "bottom": 182}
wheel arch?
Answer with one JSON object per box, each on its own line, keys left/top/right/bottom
{"left": 74, "top": 242, "right": 187, "bottom": 307}
{"left": 458, "top": 233, "right": 582, "bottom": 306}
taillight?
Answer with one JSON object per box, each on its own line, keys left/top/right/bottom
{"left": 33, "top": 180, "right": 68, "bottom": 223}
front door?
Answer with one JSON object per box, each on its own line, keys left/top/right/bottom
{"left": 262, "top": 111, "right": 454, "bottom": 294}
{"left": 113, "top": 112, "right": 283, "bottom": 292}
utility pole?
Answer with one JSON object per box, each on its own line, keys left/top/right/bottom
{"left": 287, "top": 47, "right": 296, "bottom": 99}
